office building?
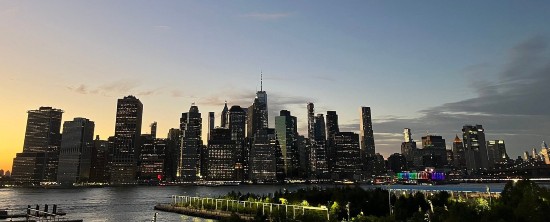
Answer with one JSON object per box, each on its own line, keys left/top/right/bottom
{"left": 401, "top": 128, "right": 417, "bottom": 167}
{"left": 275, "top": 110, "right": 298, "bottom": 178}
{"left": 110, "top": 95, "right": 143, "bottom": 184}
{"left": 208, "top": 112, "right": 215, "bottom": 140}
{"left": 452, "top": 135, "right": 465, "bottom": 169}
{"left": 220, "top": 102, "right": 229, "bottom": 128}
{"left": 388, "top": 153, "right": 407, "bottom": 173}
{"left": 249, "top": 128, "right": 279, "bottom": 182}
{"left": 179, "top": 104, "right": 203, "bottom": 181}
{"left": 89, "top": 136, "right": 109, "bottom": 183}
{"left": 307, "top": 103, "right": 315, "bottom": 140}
{"left": 541, "top": 141, "right": 550, "bottom": 164}
{"left": 57, "top": 118, "right": 95, "bottom": 185}
{"left": 165, "top": 128, "right": 182, "bottom": 181}
{"left": 360, "top": 107, "right": 375, "bottom": 157}
{"left": 150, "top": 122, "right": 157, "bottom": 139}
{"left": 487, "top": 140, "right": 508, "bottom": 166}
{"left": 463, "top": 125, "right": 489, "bottom": 171}
{"left": 415, "top": 135, "right": 447, "bottom": 168}
{"left": 325, "top": 111, "right": 339, "bottom": 171}
{"left": 207, "top": 128, "right": 236, "bottom": 181}
{"left": 12, "top": 107, "right": 63, "bottom": 184}
{"left": 309, "top": 114, "right": 329, "bottom": 179}
{"left": 228, "top": 105, "right": 247, "bottom": 180}
{"left": 333, "top": 132, "right": 361, "bottom": 180}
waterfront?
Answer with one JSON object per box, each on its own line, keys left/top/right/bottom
{"left": 0, "top": 183, "right": 507, "bottom": 221}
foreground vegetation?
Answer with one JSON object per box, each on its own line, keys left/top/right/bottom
{"left": 180, "top": 180, "right": 550, "bottom": 222}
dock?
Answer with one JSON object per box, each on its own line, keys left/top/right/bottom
{"left": 155, "top": 204, "right": 255, "bottom": 221}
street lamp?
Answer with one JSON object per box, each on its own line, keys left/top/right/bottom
{"left": 346, "top": 202, "right": 350, "bottom": 221}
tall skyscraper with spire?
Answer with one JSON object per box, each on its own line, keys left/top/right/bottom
{"left": 256, "top": 72, "right": 268, "bottom": 129}
{"left": 246, "top": 73, "right": 268, "bottom": 138}
{"left": 220, "top": 101, "right": 228, "bottom": 129}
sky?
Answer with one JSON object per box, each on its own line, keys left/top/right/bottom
{"left": 1, "top": 1, "right": 550, "bottom": 171}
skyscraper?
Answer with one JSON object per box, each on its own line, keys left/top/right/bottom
{"left": 487, "top": 140, "right": 507, "bottom": 166}
{"left": 57, "top": 118, "right": 95, "bottom": 185}
{"left": 275, "top": 110, "right": 298, "bottom": 178}
{"left": 89, "top": 136, "right": 109, "bottom": 183}
{"left": 360, "top": 107, "right": 375, "bottom": 156}
{"left": 325, "top": 111, "right": 340, "bottom": 140}
{"left": 325, "top": 111, "right": 339, "bottom": 171}
{"left": 208, "top": 112, "right": 215, "bottom": 141}
{"left": 12, "top": 107, "right": 63, "bottom": 184}
{"left": 309, "top": 114, "right": 329, "bottom": 179}
{"left": 247, "top": 86, "right": 269, "bottom": 138}
{"left": 150, "top": 122, "right": 157, "bottom": 139}
{"left": 307, "top": 103, "right": 315, "bottom": 140}
{"left": 541, "top": 141, "right": 550, "bottom": 164}
{"left": 256, "top": 73, "right": 268, "bottom": 129}
{"left": 110, "top": 95, "right": 143, "bottom": 184}
{"left": 333, "top": 132, "right": 361, "bottom": 180}
{"left": 165, "top": 128, "right": 182, "bottom": 181}
{"left": 249, "top": 128, "right": 279, "bottom": 182}
{"left": 228, "top": 105, "right": 247, "bottom": 180}
{"left": 220, "top": 102, "right": 229, "bottom": 129}
{"left": 452, "top": 135, "right": 465, "bottom": 169}
{"left": 179, "top": 104, "right": 203, "bottom": 181}
{"left": 22, "top": 107, "right": 63, "bottom": 153}
{"left": 462, "top": 125, "right": 489, "bottom": 171}
{"left": 418, "top": 134, "right": 447, "bottom": 167}
{"left": 387, "top": 153, "right": 407, "bottom": 173}
{"left": 403, "top": 128, "right": 412, "bottom": 143}
{"left": 207, "top": 128, "right": 236, "bottom": 181}
{"left": 314, "top": 114, "right": 326, "bottom": 143}
{"left": 138, "top": 135, "right": 166, "bottom": 182}
{"left": 400, "top": 128, "right": 417, "bottom": 167}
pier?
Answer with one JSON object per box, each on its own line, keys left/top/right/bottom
{"left": 155, "top": 195, "right": 330, "bottom": 221}
{"left": 0, "top": 205, "right": 82, "bottom": 222}
{"left": 157, "top": 189, "right": 501, "bottom": 221}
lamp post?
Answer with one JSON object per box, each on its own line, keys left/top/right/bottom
{"left": 327, "top": 201, "right": 332, "bottom": 221}
{"left": 387, "top": 185, "right": 392, "bottom": 215}
{"left": 346, "top": 202, "right": 350, "bottom": 221}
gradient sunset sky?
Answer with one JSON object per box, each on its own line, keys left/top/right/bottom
{"left": 2, "top": 1, "right": 550, "bottom": 171}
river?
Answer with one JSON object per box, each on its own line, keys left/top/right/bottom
{"left": 0, "top": 183, "right": 507, "bottom": 221}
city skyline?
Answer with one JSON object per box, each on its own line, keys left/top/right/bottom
{"left": 2, "top": 1, "right": 550, "bottom": 171}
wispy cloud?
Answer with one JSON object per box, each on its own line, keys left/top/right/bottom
{"left": 67, "top": 79, "right": 158, "bottom": 96}
{"left": 240, "top": 12, "right": 292, "bottom": 20}
{"left": 153, "top": 25, "right": 172, "bottom": 31}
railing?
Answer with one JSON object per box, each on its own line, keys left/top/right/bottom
{"left": 171, "top": 195, "right": 330, "bottom": 221}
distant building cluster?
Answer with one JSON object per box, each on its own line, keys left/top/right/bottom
{"left": 7, "top": 77, "right": 550, "bottom": 186}
{"left": 9, "top": 77, "right": 380, "bottom": 186}
{"left": 392, "top": 126, "right": 550, "bottom": 179}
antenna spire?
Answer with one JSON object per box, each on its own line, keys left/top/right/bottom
{"left": 260, "top": 70, "right": 263, "bottom": 91}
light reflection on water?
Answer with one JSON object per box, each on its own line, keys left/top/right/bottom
{"left": 0, "top": 183, "right": 508, "bottom": 221}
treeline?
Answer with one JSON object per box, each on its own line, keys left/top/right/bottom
{"left": 220, "top": 181, "right": 550, "bottom": 222}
